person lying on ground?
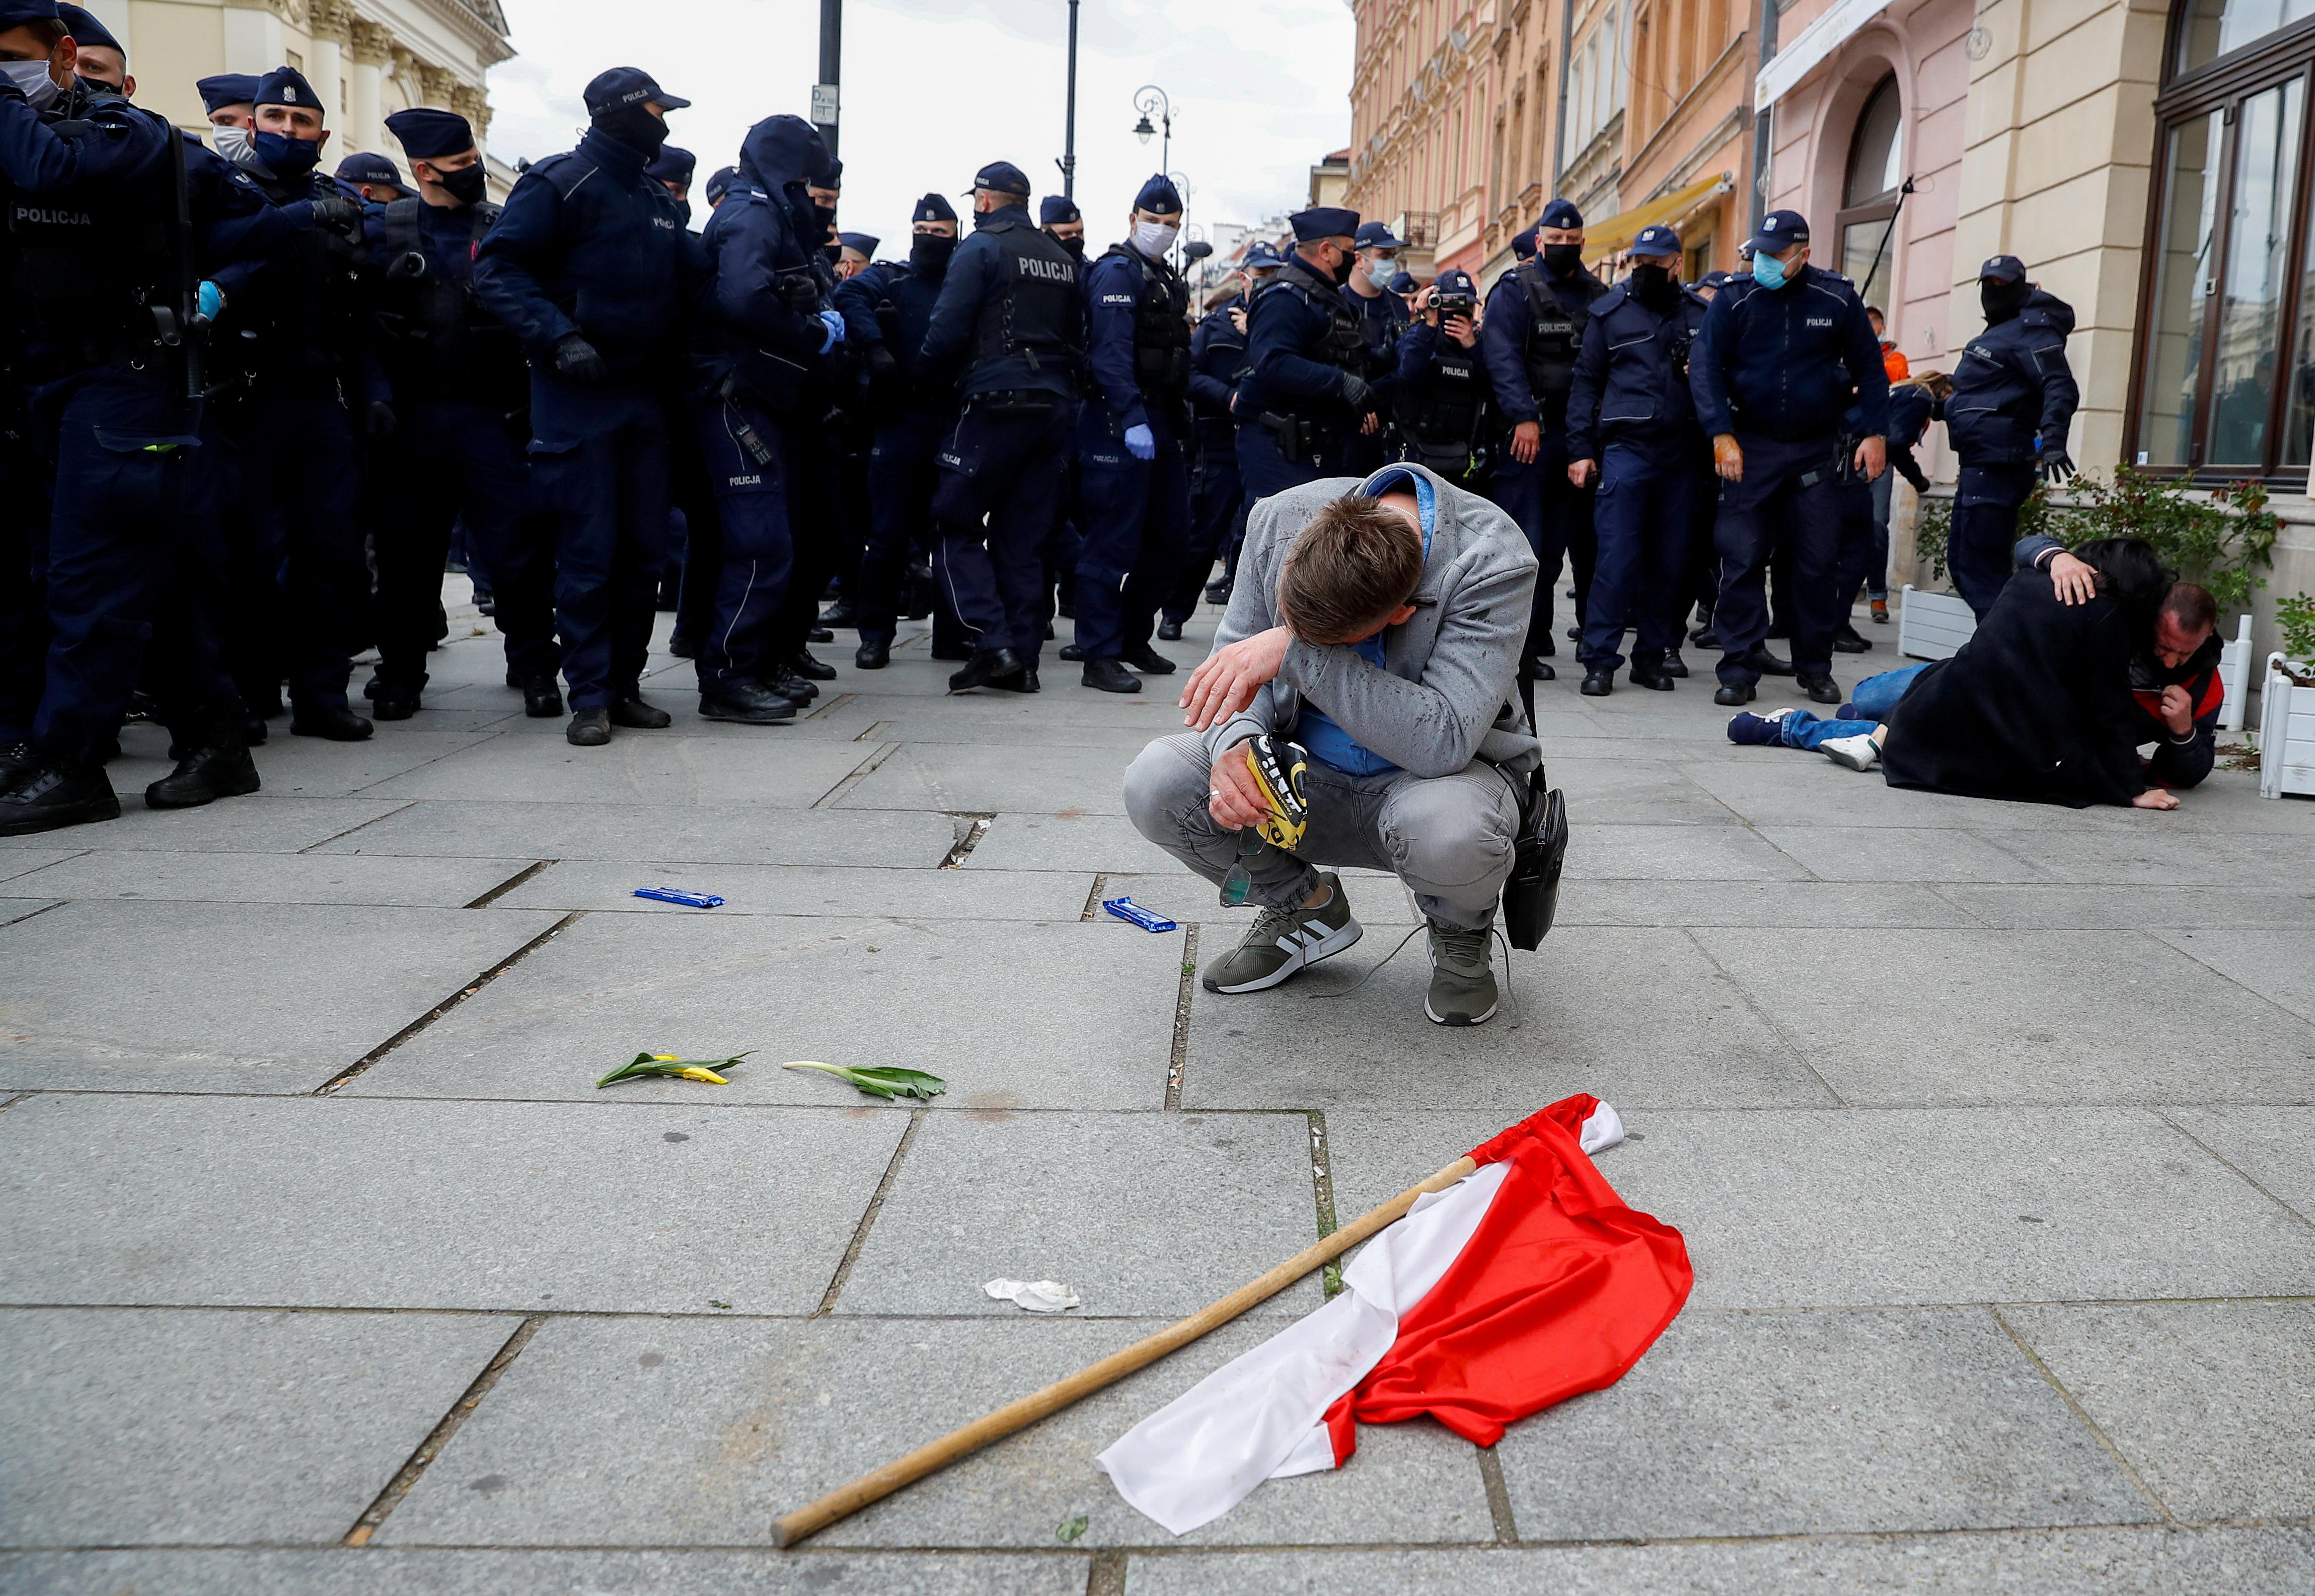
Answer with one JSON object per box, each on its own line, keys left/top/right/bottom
{"left": 1122, "top": 462, "right": 1538, "bottom": 1027}
{"left": 1721, "top": 537, "right": 2215, "bottom": 809}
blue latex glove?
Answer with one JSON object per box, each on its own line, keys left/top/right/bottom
{"left": 195, "top": 280, "right": 223, "bottom": 322}
{"left": 817, "top": 309, "right": 846, "bottom": 353}
{"left": 1123, "top": 422, "right": 1157, "bottom": 461}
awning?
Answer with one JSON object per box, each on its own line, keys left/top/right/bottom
{"left": 1756, "top": 0, "right": 1895, "bottom": 111}
{"left": 1580, "top": 173, "right": 1735, "bottom": 262}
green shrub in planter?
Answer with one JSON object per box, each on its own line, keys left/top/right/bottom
{"left": 2279, "top": 591, "right": 2315, "bottom": 664}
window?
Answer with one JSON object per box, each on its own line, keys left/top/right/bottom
{"left": 2128, "top": 1, "right": 2315, "bottom": 478}
{"left": 1836, "top": 77, "right": 1903, "bottom": 313}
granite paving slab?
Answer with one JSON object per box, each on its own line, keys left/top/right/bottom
{"left": 0, "top": 1306, "right": 516, "bottom": 1546}
{"left": 385, "top": 1316, "right": 1485, "bottom": 1548}
{"left": 1694, "top": 928, "right": 2315, "bottom": 1105}
{"left": 1753, "top": 824, "right": 2052, "bottom": 882}
{"left": 0, "top": 900, "right": 561, "bottom": 1093}
{"left": 962, "top": 811, "right": 1191, "bottom": 874}
{"left": 0, "top": 850, "right": 528, "bottom": 909}
{"left": 1549, "top": 877, "right": 1979, "bottom": 927}
{"left": 1319, "top": 1107, "right": 2315, "bottom": 1309}
{"left": 2004, "top": 1300, "right": 2315, "bottom": 1521}
{"left": 0, "top": 849, "right": 83, "bottom": 884}
{"left": 1558, "top": 823, "right": 1811, "bottom": 881}
{"left": 1531, "top": 759, "right": 1738, "bottom": 826}
{"left": 2153, "top": 927, "right": 2315, "bottom": 1023}
{"left": 1493, "top": 1306, "right": 2153, "bottom": 1539}
{"left": 2162, "top": 1106, "right": 2315, "bottom": 1219}
{"left": 314, "top": 800, "right": 960, "bottom": 868}
{"left": 1976, "top": 828, "right": 2315, "bottom": 885}
{"left": 1181, "top": 927, "right": 1832, "bottom": 1113}
{"left": 357, "top": 735, "right": 874, "bottom": 808}
{"left": 834, "top": 1110, "right": 1325, "bottom": 1318}
{"left": 834, "top": 743, "right": 1144, "bottom": 815}
{"left": 0, "top": 796, "right": 406, "bottom": 854}
{"left": 223, "top": 730, "right": 513, "bottom": 799}
{"left": 0, "top": 1549, "right": 1085, "bottom": 1594}
{"left": 350, "top": 914, "right": 1179, "bottom": 1109}
{"left": 496, "top": 861, "right": 1095, "bottom": 920}
{"left": 0, "top": 1094, "right": 905, "bottom": 1314}
{"left": 1093, "top": 869, "right": 1421, "bottom": 927}
{"left": 1948, "top": 886, "right": 2315, "bottom": 928}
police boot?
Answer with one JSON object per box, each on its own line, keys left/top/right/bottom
{"left": 788, "top": 650, "right": 838, "bottom": 682}
{"left": 991, "top": 663, "right": 1040, "bottom": 693}
{"left": 818, "top": 598, "right": 861, "bottom": 629}
{"left": 772, "top": 667, "right": 819, "bottom": 703}
{"left": 1580, "top": 668, "right": 1615, "bottom": 697}
{"left": 1204, "top": 576, "right": 1232, "bottom": 606}
{"left": 1058, "top": 643, "right": 1085, "bottom": 662}
{"left": 1082, "top": 657, "right": 1143, "bottom": 695}
{"left": 290, "top": 701, "right": 376, "bottom": 741}
{"left": 1834, "top": 623, "right": 1872, "bottom": 654}
{"left": 1798, "top": 672, "right": 1844, "bottom": 706}
{"left": 1122, "top": 644, "right": 1176, "bottom": 675}
{"left": 567, "top": 708, "right": 612, "bottom": 746}
{"left": 929, "top": 639, "right": 973, "bottom": 661}
{"left": 1157, "top": 618, "right": 1185, "bottom": 641}
{"left": 948, "top": 647, "right": 1026, "bottom": 694}
{"left": 609, "top": 694, "right": 673, "bottom": 729}
{"left": 1628, "top": 661, "right": 1677, "bottom": 692}
{"left": 371, "top": 682, "right": 422, "bottom": 721}
{"left": 0, "top": 740, "right": 33, "bottom": 792}
{"left": 146, "top": 744, "right": 261, "bottom": 810}
{"left": 855, "top": 637, "right": 891, "bottom": 670}
{"left": 1661, "top": 650, "right": 1690, "bottom": 678}
{"left": 667, "top": 630, "right": 699, "bottom": 660}
{"left": 1743, "top": 645, "right": 1796, "bottom": 677}
{"left": 1712, "top": 682, "right": 1757, "bottom": 707}
{"left": 0, "top": 760, "right": 121, "bottom": 837}
{"left": 1523, "top": 656, "right": 1556, "bottom": 682}
{"left": 699, "top": 680, "right": 798, "bottom": 725}
{"left": 522, "top": 677, "right": 566, "bottom": 718}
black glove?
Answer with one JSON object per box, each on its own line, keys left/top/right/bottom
{"left": 553, "top": 333, "right": 606, "bottom": 387}
{"left": 1339, "top": 370, "right": 1372, "bottom": 409}
{"left": 2037, "top": 442, "right": 2076, "bottom": 485}
{"left": 311, "top": 196, "right": 363, "bottom": 240}
{"left": 364, "top": 400, "right": 396, "bottom": 440}
{"left": 777, "top": 270, "right": 822, "bottom": 314}
{"left": 1895, "top": 448, "right": 1930, "bottom": 493}
{"left": 865, "top": 342, "right": 900, "bottom": 385}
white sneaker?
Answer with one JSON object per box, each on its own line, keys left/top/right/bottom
{"left": 1822, "top": 732, "right": 1882, "bottom": 772}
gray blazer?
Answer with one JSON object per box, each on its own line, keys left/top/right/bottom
{"left": 1204, "top": 462, "right": 1541, "bottom": 781}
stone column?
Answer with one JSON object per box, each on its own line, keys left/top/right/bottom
{"left": 346, "top": 19, "right": 389, "bottom": 157}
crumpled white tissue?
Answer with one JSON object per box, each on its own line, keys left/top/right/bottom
{"left": 984, "top": 1278, "right": 1082, "bottom": 1313}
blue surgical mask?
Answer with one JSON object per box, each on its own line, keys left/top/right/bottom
{"left": 253, "top": 130, "right": 323, "bottom": 176}
{"left": 1752, "top": 252, "right": 1790, "bottom": 290}
{"left": 1367, "top": 257, "right": 1398, "bottom": 288}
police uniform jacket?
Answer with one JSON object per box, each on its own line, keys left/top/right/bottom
{"left": 1478, "top": 259, "right": 1606, "bottom": 432}
{"left": 1342, "top": 282, "right": 1408, "bottom": 408}
{"left": 1945, "top": 288, "right": 2078, "bottom": 466}
{"left": 1390, "top": 320, "right": 1492, "bottom": 445}
{"left": 1235, "top": 255, "right": 1363, "bottom": 423}
{"left": 364, "top": 196, "right": 523, "bottom": 409}
{"left": 1083, "top": 240, "right": 1190, "bottom": 437}
{"left": 689, "top": 135, "right": 838, "bottom": 417}
{"left": 1186, "top": 295, "right": 1247, "bottom": 437}
{"left": 1689, "top": 263, "right": 1889, "bottom": 442}
{"left": 917, "top": 201, "right": 1081, "bottom": 401}
{"left": 1564, "top": 279, "right": 1711, "bottom": 464}
{"left": 833, "top": 257, "right": 950, "bottom": 417}
{"left": 474, "top": 126, "right": 699, "bottom": 385}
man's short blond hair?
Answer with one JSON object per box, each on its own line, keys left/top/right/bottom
{"left": 1277, "top": 494, "right": 1424, "bottom": 645}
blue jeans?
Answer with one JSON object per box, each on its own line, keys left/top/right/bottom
{"left": 1768, "top": 662, "right": 1927, "bottom": 748}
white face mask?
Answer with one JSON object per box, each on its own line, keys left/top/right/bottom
{"left": 212, "top": 124, "right": 260, "bottom": 167}
{"left": 2, "top": 57, "right": 61, "bottom": 110}
{"left": 1132, "top": 219, "right": 1179, "bottom": 258}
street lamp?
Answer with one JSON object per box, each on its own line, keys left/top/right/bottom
{"left": 1133, "top": 85, "right": 1171, "bottom": 178}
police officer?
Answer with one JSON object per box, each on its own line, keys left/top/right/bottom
{"left": 1341, "top": 218, "right": 1409, "bottom": 472}
{"left": 51, "top": 4, "right": 120, "bottom": 91}
{"left": 834, "top": 231, "right": 877, "bottom": 279}
{"left": 1069, "top": 174, "right": 1191, "bottom": 694}
{"left": 1565, "top": 224, "right": 1711, "bottom": 695}
{"left": 1235, "top": 205, "right": 1370, "bottom": 500}
{"left": 1390, "top": 266, "right": 1492, "bottom": 490}
{"left": 917, "top": 160, "right": 1081, "bottom": 693}
{"left": 679, "top": 112, "right": 848, "bottom": 725}
{"left": 363, "top": 107, "right": 562, "bottom": 721}
{"left": 1480, "top": 201, "right": 1605, "bottom": 680}
{"left": 1689, "top": 209, "right": 1889, "bottom": 706}
{"left": 1160, "top": 248, "right": 1259, "bottom": 635}
{"left": 645, "top": 143, "right": 694, "bottom": 218}
{"left": 0, "top": 1, "right": 264, "bottom": 831}
{"left": 213, "top": 65, "right": 383, "bottom": 743}
{"left": 1941, "top": 254, "right": 2079, "bottom": 620}
{"left": 703, "top": 165, "right": 743, "bottom": 209}
{"left": 335, "top": 150, "right": 410, "bottom": 205}
{"left": 1041, "top": 194, "right": 1085, "bottom": 261}
{"left": 195, "top": 71, "right": 256, "bottom": 131}
{"left": 476, "top": 67, "right": 700, "bottom": 746}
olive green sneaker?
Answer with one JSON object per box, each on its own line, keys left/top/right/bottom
{"left": 1203, "top": 873, "right": 1363, "bottom": 994}
{"left": 1424, "top": 920, "right": 1499, "bottom": 1026}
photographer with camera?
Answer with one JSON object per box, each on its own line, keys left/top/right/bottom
{"left": 1389, "top": 268, "right": 1493, "bottom": 492}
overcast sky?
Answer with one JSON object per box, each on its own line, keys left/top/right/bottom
{"left": 487, "top": 0, "right": 1354, "bottom": 249}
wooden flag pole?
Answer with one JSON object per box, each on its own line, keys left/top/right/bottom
{"left": 771, "top": 1152, "right": 1481, "bottom": 1547}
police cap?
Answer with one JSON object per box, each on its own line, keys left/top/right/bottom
{"left": 916, "top": 191, "right": 959, "bottom": 224}
{"left": 582, "top": 66, "right": 690, "bottom": 117}
{"left": 56, "top": 4, "right": 119, "bottom": 55}
{"left": 1539, "top": 198, "right": 1584, "bottom": 230}
{"left": 1433, "top": 267, "right": 1476, "bottom": 296}
{"left": 197, "top": 72, "right": 259, "bottom": 114}
{"left": 1630, "top": 223, "right": 1681, "bottom": 260}
{"left": 1695, "top": 269, "right": 1736, "bottom": 292}
{"left": 0, "top": 1, "right": 59, "bottom": 28}
{"left": 1745, "top": 208, "right": 1808, "bottom": 255}
{"left": 1289, "top": 205, "right": 1359, "bottom": 244}
{"left": 1979, "top": 253, "right": 2027, "bottom": 283}
{"left": 255, "top": 65, "right": 324, "bottom": 115}
{"left": 1354, "top": 220, "right": 1404, "bottom": 251}
{"left": 335, "top": 151, "right": 411, "bottom": 193}
{"left": 704, "top": 166, "right": 742, "bottom": 205}
{"left": 1388, "top": 270, "right": 1416, "bottom": 294}
{"left": 1133, "top": 174, "right": 1182, "bottom": 213}
{"left": 1039, "top": 194, "right": 1079, "bottom": 225}
{"left": 1242, "top": 241, "right": 1285, "bottom": 271}
{"left": 385, "top": 108, "right": 474, "bottom": 160}
{"left": 1510, "top": 225, "right": 1538, "bottom": 260}
{"left": 645, "top": 144, "right": 696, "bottom": 185}
{"left": 966, "top": 161, "right": 1031, "bottom": 197}
{"left": 838, "top": 231, "right": 879, "bottom": 256}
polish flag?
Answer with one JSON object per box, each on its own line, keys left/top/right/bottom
{"left": 1096, "top": 1095, "right": 1692, "bottom": 1534}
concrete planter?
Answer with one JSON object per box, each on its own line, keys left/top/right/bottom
{"left": 2258, "top": 655, "right": 2315, "bottom": 799}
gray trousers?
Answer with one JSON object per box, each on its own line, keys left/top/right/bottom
{"left": 1123, "top": 732, "right": 1520, "bottom": 931}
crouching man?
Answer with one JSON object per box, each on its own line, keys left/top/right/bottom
{"left": 1122, "top": 462, "right": 1539, "bottom": 1025}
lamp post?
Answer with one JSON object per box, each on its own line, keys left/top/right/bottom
{"left": 1132, "top": 84, "right": 1171, "bottom": 179}
{"left": 1058, "top": 0, "right": 1079, "bottom": 198}
{"left": 1165, "top": 170, "right": 1192, "bottom": 272}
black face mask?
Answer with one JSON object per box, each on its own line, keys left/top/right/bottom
{"left": 1051, "top": 232, "right": 1085, "bottom": 260}
{"left": 812, "top": 201, "right": 838, "bottom": 233}
{"left": 1541, "top": 242, "right": 1584, "bottom": 276}
{"left": 911, "top": 234, "right": 957, "bottom": 279}
{"left": 593, "top": 105, "right": 667, "bottom": 157}
{"left": 672, "top": 198, "right": 693, "bottom": 227}
{"left": 821, "top": 242, "right": 842, "bottom": 267}
{"left": 432, "top": 163, "right": 488, "bottom": 206}
{"left": 1630, "top": 262, "right": 1679, "bottom": 311}
{"left": 1981, "top": 277, "right": 2032, "bottom": 325}
{"left": 1323, "top": 249, "right": 1354, "bottom": 286}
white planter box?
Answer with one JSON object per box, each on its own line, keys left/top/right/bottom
{"left": 2258, "top": 654, "right": 2315, "bottom": 799}
{"left": 1897, "top": 585, "right": 1976, "bottom": 660}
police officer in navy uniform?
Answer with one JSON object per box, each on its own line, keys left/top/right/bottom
{"left": 645, "top": 143, "right": 694, "bottom": 218}
{"left": 476, "top": 67, "right": 701, "bottom": 746}
{"left": 1565, "top": 224, "right": 1711, "bottom": 696}
{"left": 834, "top": 190, "right": 965, "bottom": 670}
{"left": 1689, "top": 209, "right": 1889, "bottom": 706}
{"left": 195, "top": 71, "right": 256, "bottom": 131}
{"left": 1389, "top": 266, "right": 1492, "bottom": 491}
{"left": 1038, "top": 192, "right": 1088, "bottom": 627}
{"left": 1340, "top": 218, "right": 1409, "bottom": 473}
{"left": 1041, "top": 193, "right": 1085, "bottom": 260}
{"left": 335, "top": 149, "right": 409, "bottom": 205}
{"left": 1235, "top": 205, "right": 1371, "bottom": 501}
{"left": 1071, "top": 173, "right": 1191, "bottom": 694}
{"left": 1160, "top": 245, "right": 1262, "bottom": 635}
{"left": 363, "top": 107, "right": 562, "bottom": 722}
{"left": 1480, "top": 200, "right": 1605, "bottom": 680}
{"left": 0, "top": 1, "right": 268, "bottom": 831}
{"left": 1940, "top": 254, "right": 2078, "bottom": 620}
{"left": 917, "top": 160, "right": 1082, "bottom": 693}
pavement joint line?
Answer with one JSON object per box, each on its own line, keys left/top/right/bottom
{"left": 1678, "top": 926, "right": 1848, "bottom": 1108}
{"left": 295, "top": 800, "right": 418, "bottom": 854}
{"left": 1476, "top": 1441, "right": 1519, "bottom": 1542}
{"left": 0, "top": 845, "right": 88, "bottom": 885}
{"left": 810, "top": 741, "right": 902, "bottom": 809}
{"left": 0, "top": 899, "right": 64, "bottom": 930}
{"left": 342, "top": 1313, "right": 547, "bottom": 1547}
{"left": 1085, "top": 1547, "right": 1128, "bottom": 1594}
{"left": 938, "top": 813, "right": 995, "bottom": 868}
{"left": 805, "top": 692, "right": 858, "bottom": 722}
{"left": 0, "top": 1090, "right": 32, "bottom": 1113}
{"left": 855, "top": 718, "right": 895, "bottom": 742}
{"left": 2146, "top": 927, "right": 2315, "bottom": 1032}
{"left": 461, "top": 859, "right": 556, "bottom": 910}
{"left": 813, "top": 1107, "right": 927, "bottom": 1317}
{"left": 1079, "top": 874, "right": 1108, "bottom": 921}
{"left": 1165, "top": 925, "right": 1200, "bottom": 1110}
{"left": 343, "top": 729, "right": 514, "bottom": 795}
{"left": 1922, "top": 881, "right": 1995, "bottom": 927}
{"left": 311, "top": 912, "right": 583, "bottom": 1095}
{"left": 2154, "top": 1110, "right": 2315, "bottom": 1233}
{"left": 1987, "top": 1303, "right": 2176, "bottom": 1525}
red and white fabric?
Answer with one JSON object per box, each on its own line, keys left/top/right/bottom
{"left": 1095, "top": 1095, "right": 1691, "bottom": 1534}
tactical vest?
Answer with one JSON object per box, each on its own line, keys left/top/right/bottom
{"left": 1397, "top": 340, "right": 1489, "bottom": 466}
{"left": 2, "top": 90, "right": 182, "bottom": 374}
{"left": 234, "top": 170, "right": 372, "bottom": 386}
{"left": 1098, "top": 241, "right": 1192, "bottom": 396}
{"left": 970, "top": 217, "right": 1080, "bottom": 382}
{"left": 1515, "top": 259, "right": 1592, "bottom": 404}
{"left": 373, "top": 197, "right": 515, "bottom": 401}
{"left": 1269, "top": 257, "right": 1366, "bottom": 379}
